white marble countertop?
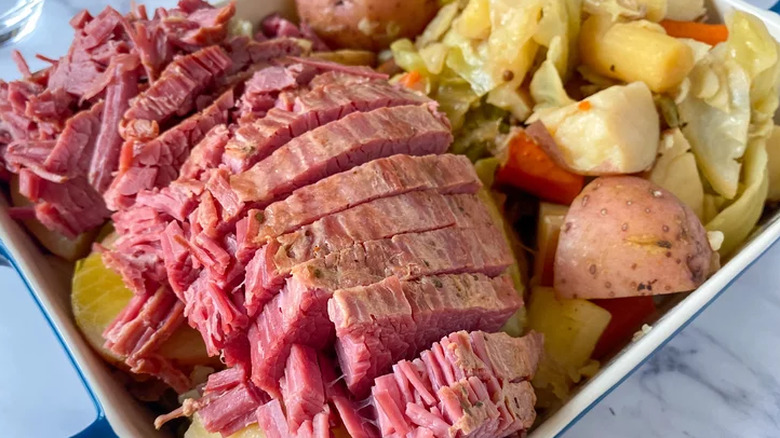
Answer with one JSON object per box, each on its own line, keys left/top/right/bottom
{"left": 2, "top": 0, "right": 780, "bottom": 437}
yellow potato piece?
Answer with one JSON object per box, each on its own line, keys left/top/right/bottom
{"left": 71, "top": 250, "right": 215, "bottom": 367}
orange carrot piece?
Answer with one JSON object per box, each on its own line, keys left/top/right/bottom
{"left": 660, "top": 20, "right": 728, "bottom": 46}
{"left": 398, "top": 70, "right": 422, "bottom": 90}
{"left": 496, "top": 129, "right": 584, "bottom": 205}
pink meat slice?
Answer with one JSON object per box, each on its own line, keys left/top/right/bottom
{"left": 222, "top": 75, "right": 430, "bottom": 172}
{"left": 248, "top": 224, "right": 514, "bottom": 395}
{"left": 329, "top": 273, "right": 522, "bottom": 397}
{"left": 249, "top": 154, "right": 480, "bottom": 245}
{"left": 104, "top": 88, "right": 233, "bottom": 210}
{"left": 371, "top": 331, "right": 543, "bottom": 438}
{"left": 229, "top": 104, "right": 453, "bottom": 207}
{"left": 122, "top": 45, "right": 232, "bottom": 128}
{"left": 244, "top": 192, "right": 493, "bottom": 317}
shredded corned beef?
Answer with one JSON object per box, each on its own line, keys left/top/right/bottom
{"left": 1, "top": 3, "right": 544, "bottom": 436}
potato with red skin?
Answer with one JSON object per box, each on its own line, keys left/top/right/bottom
{"left": 295, "top": 0, "right": 439, "bottom": 51}
{"left": 554, "top": 176, "right": 714, "bottom": 300}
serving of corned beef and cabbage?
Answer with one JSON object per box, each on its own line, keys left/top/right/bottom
{"left": 2, "top": 0, "right": 780, "bottom": 436}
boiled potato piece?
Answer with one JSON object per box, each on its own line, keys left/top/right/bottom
{"left": 532, "top": 82, "right": 659, "bottom": 175}
{"left": 580, "top": 15, "right": 694, "bottom": 93}
{"left": 767, "top": 126, "right": 780, "bottom": 201}
{"left": 554, "top": 176, "right": 714, "bottom": 299}
{"left": 72, "top": 249, "right": 217, "bottom": 368}
{"left": 533, "top": 202, "right": 569, "bottom": 287}
{"left": 295, "top": 0, "right": 439, "bottom": 51}
{"left": 186, "top": 414, "right": 265, "bottom": 438}
{"left": 527, "top": 287, "right": 611, "bottom": 402}
{"left": 9, "top": 175, "right": 97, "bottom": 261}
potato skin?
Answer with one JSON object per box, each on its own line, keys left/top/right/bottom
{"left": 295, "top": 0, "right": 439, "bottom": 51}
{"left": 554, "top": 176, "right": 714, "bottom": 300}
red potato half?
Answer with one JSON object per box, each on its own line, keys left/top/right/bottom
{"left": 295, "top": 0, "right": 439, "bottom": 51}
{"left": 554, "top": 176, "right": 715, "bottom": 300}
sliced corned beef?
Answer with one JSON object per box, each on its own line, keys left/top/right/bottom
{"left": 43, "top": 101, "right": 104, "bottom": 179}
{"left": 235, "top": 66, "right": 300, "bottom": 122}
{"left": 260, "top": 13, "right": 330, "bottom": 51}
{"left": 229, "top": 104, "right": 452, "bottom": 206}
{"left": 249, "top": 154, "right": 481, "bottom": 245}
{"left": 160, "top": 364, "right": 270, "bottom": 436}
{"left": 248, "top": 224, "right": 513, "bottom": 395}
{"left": 18, "top": 170, "right": 109, "bottom": 238}
{"left": 165, "top": 1, "right": 235, "bottom": 48}
{"left": 89, "top": 55, "right": 140, "bottom": 193}
{"left": 244, "top": 192, "right": 492, "bottom": 317}
{"left": 105, "top": 88, "right": 233, "bottom": 210}
{"left": 223, "top": 74, "right": 429, "bottom": 173}
{"left": 280, "top": 345, "right": 330, "bottom": 433}
{"left": 256, "top": 399, "right": 291, "bottom": 438}
{"left": 370, "top": 331, "right": 542, "bottom": 438}
{"left": 102, "top": 287, "right": 190, "bottom": 392}
{"left": 223, "top": 37, "right": 308, "bottom": 77}
{"left": 179, "top": 124, "right": 229, "bottom": 181}
{"left": 25, "top": 87, "right": 74, "bottom": 126}
{"left": 103, "top": 205, "right": 172, "bottom": 295}
{"left": 122, "top": 45, "right": 232, "bottom": 131}
{"left": 329, "top": 273, "right": 522, "bottom": 396}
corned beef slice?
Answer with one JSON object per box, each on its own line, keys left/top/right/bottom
{"left": 250, "top": 153, "right": 481, "bottom": 244}
{"left": 371, "top": 331, "right": 542, "bottom": 438}
{"left": 329, "top": 273, "right": 522, "bottom": 396}
{"left": 90, "top": 54, "right": 140, "bottom": 193}
{"left": 280, "top": 345, "right": 330, "bottom": 433}
{"left": 43, "top": 101, "right": 103, "bottom": 179}
{"left": 101, "top": 287, "right": 190, "bottom": 392}
{"left": 18, "top": 169, "right": 110, "bottom": 238}
{"left": 223, "top": 73, "right": 429, "bottom": 172}
{"left": 105, "top": 88, "right": 233, "bottom": 210}
{"left": 122, "top": 45, "right": 232, "bottom": 130}
{"left": 229, "top": 104, "right": 453, "bottom": 206}
{"left": 244, "top": 192, "right": 492, "bottom": 316}
{"left": 249, "top": 224, "right": 513, "bottom": 395}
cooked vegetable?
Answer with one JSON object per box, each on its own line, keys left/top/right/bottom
{"left": 659, "top": 20, "right": 728, "bottom": 46}
{"left": 527, "top": 286, "right": 611, "bottom": 403}
{"left": 311, "top": 49, "right": 377, "bottom": 66}
{"left": 766, "top": 126, "right": 780, "bottom": 201}
{"left": 580, "top": 14, "right": 695, "bottom": 93}
{"left": 295, "top": 0, "right": 439, "bottom": 51}
{"left": 584, "top": 0, "right": 666, "bottom": 22}
{"left": 706, "top": 140, "right": 769, "bottom": 257}
{"left": 665, "top": 0, "right": 705, "bottom": 21}
{"left": 533, "top": 202, "right": 569, "bottom": 287}
{"left": 649, "top": 128, "right": 705, "bottom": 219}
{"left": 185, "top": 413, "right": 264, "bottom": 438}
{"left": 9, "top": 175, "right": 97, "bottom": 261}
{"left": 591, "top": 296, "right": 656, "bottom": 359}
{"left": 72, "top": 249, "right": 216, "bottom": 368}
{"left": 530, "top": 82, "right": 660, "bottom": 175}
{"left": 554, "top": 176, "right": 715, "bottom": 300}
{"left": 496, "top": 126, "right": 584, "bottom": 204}
{"left": 676, "top": 45, "right": 751, "bottom": 199}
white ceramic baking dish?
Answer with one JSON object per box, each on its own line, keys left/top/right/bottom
{"left": 1, "top": 0, "right": 779, "bottom": 436}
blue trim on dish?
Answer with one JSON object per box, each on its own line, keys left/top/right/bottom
{"left": 772, "top": 1, "right": 780, "bottom": 14}
{"left": 552, "top": 240, "right": 778, "bottom": 437}
{"left": 0, "top": 243, "right": 118, "bottom": 438}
